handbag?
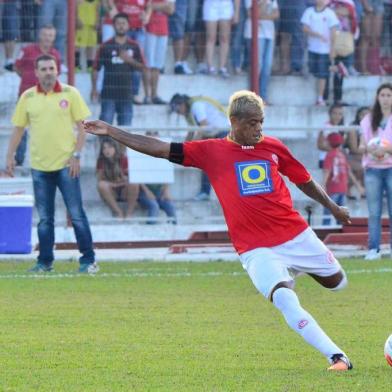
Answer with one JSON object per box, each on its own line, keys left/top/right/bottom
{"left": 334, "top": 31, "right": 354, "bottom": 57}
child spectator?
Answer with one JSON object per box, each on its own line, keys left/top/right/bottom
{"left": 329, "top": 0, "right": 358, "bottom": 104}
{"left": 143, "top": 0, "right": 175, "bottom": 104}
{"left": 203, "top": 0, "right": 240, "bottom": 77}
{"left": 244, "top": 0, "right": 279, "bottom": 104}
{"left": 317, "top": 103, "right": 345, "bottom": 168}
{"left": 301, "top": 0, "right": 339, "bottom": 105}
{"left": 346, "top": 106, "right": 370, "bottom": 198}
{"left": 138, "top": 184, "right": 177, "bottom": 224}
{"left": 322, "top": 132, "right": 364, "bottom": 225}
{"left": 96, "top": 138, "right": 139, "bottom": 218}
{"left": 76, "top": 0, "right": 100, "bottom": 71}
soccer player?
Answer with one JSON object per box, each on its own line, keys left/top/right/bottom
{"left": 84, "top": 90, "right": 353, "bottom": 371}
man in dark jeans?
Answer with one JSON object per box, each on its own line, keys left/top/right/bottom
{"left": 6, "top": 54, "right": 97, "bottom": 274}
{"left": 91, "top": 13, "right": 145, "bottom": 127}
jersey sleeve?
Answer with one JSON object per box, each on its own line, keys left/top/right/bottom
{"left": 11, "top": 93, "right": 29, "bottom": 128}
{"left": 168, "top": 140, "right": 210, "bottom": 170}
{"left": 278, "top": 142, "right": 311, "bottom": 184}
{"left": 70, "top": 87, "right": 91, "bottom": 122}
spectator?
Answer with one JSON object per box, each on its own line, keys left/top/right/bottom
{"left": 6, "top": 54, "right": 97, "bottom": 274}
{"left": 329, "top": 0, "right": 358, "bottom": 104}
{"left": 230, "top": 0, "right": 247, "bottom": 75}
{"left": 191, "top": 0, "right": 208, "bottom": 74}
{"left": 20, "top": 0, "right": 40, "bottom": 42}
{"left": 277, "top": 0, "right": 306, "bottom": 75}
{"left": 357, "top": 0, "right": 383, "bottom": 74}
{"left": 96, "top": 138, "right": 139, "bottom": 218}
{"left": 301, "top": 0, "right": 339, "bottom": 106}
{"left": 203, "top": 0, "right": 240, "bottom": 77}
{"left": 381, "top": 0, "right": 392, "bottom": 73}
{"left": 37, "top": 0, "right": 68, "bottom": 69}
{"left": 169, "top": 0, "right": 194, "bottom": 74}
{"left": 244, "top": 0, "right": 279, "bottom": 104}
{"left": 143, "top": 0, "right": 175, "bottom": 104}
{"left": 13, "top": 24, "right": 61, "bottom": 166}
{"left": 138, "top": 184, "right": 177, "bottom": 223}
{"left": 92, "top": 13, "right": 145, "bottom": 127}
{"left": 322, "top": 132, "right": 364, "bottom": 225}
{"left": 0, "top": 0, "right": 20, "bottom": 71}
{"left": 317, "top": 103, "right": 345, "bottom": 168}
{"left": 76, "top": 0, "right": 100, "bottom": 71}
{"left": 358, "top": 83, "right": 392, "bottom": 260}
{"left": 346, "top": 106, "right": 370, "bottom": 198}
{"left": 104, "top": 0, "right": 152, "bottom": 103}
{"left": 169, "top": 93, "right": 230, "bottom": 200}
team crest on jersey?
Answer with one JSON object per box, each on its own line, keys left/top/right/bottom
{"left": 235, "top": 160, "right": 273, "bottom": 196}
{"left": 59, "top": 99, "right": 69, "bottom": 109}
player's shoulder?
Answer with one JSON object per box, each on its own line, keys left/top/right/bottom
{"left": 60, "top": 83, "right": 81, "bottom": 95}
{"left": 20, "top": 86, "right": 38, "bottom": 100}
{"left": 262, "top": 135, "right": 285, "bottom": 147}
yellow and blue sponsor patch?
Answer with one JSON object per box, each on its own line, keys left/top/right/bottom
{"left": 235, "top": 160, "right": 273, "bottom": 196}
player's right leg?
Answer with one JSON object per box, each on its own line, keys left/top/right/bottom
{"left": 240, "top": 246, "right": 352, "bottom": 371}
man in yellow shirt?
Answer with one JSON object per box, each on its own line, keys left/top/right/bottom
{"left": 6, "top": 54, "right": 97, "bottom": 274}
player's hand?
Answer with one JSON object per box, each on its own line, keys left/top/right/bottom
{"left": 83, "top": 120, "right": 111, "bottom": 136}
{"left": 68, "top": 157, "right": 80, "bottom": 178}
{"left": 6, "top": 156, "right": 16, "bottom": 177}
{"left": 331, "top": 205, "right": 351, "bottom": 225}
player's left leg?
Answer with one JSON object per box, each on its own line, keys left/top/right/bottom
{"left": 269, "top": 228, "right": 352, "bottom": 370}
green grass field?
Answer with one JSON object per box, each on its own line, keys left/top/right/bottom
{"left": 0, "top": 258, "right": 391, "bottom": 391}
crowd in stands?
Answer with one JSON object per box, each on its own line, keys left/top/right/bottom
{"left": 2, "top": 1, "right": 392, "bottom": 226}
{"left": 2, "top": 1, "right": 392, "bottom": 102}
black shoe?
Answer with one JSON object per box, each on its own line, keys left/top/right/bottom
{"left": 174, "top": 64, "right": 185, "bottom": 74}
{"left": 4, "top": 63, "right": 14, "bottom": 72}
{"left": 152, "top": 96, "right": 166, "bottom": 105}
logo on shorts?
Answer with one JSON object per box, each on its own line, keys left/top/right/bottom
{"left": 326, "top": 250, "right": 336, "bottom": 264}
{"left": 298, "top": 319, "right": 309, "bottom": 329}
{"left": 59, "top": 99, "right": 69, "bottom": 109}
{"left": 235, "top": 160, "right": 273, "bottom": 196}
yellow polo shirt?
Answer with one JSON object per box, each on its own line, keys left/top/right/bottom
{"left": 12, "top": 82, "right": 91, "bottom": 171}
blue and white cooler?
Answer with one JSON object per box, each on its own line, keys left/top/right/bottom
{"left": 0, "top": 194, "right": 34, "bottom": 254}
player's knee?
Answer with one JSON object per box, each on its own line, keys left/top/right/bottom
{"left": 329, "top": 271, "right": 348, "bottom": 291}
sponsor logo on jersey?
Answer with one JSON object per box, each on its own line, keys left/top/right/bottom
{"left": 235, "top": 160, "right": 273, "bottom": 196}
{"left": 298, "top": 319, "right": 309, "bottom": 329}
{"left": 59, "top": 99, "right": 69, "bottom": 109}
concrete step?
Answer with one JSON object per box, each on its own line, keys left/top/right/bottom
{"left": 1, "top": 70, "right": 391, "bottom": 110}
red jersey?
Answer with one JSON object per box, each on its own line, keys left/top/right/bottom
{"left": 146, "top": 0, "right": 171, "bottom": 36}
{"left": 14, "top": 44, "right": 61, "bottom": 96}
{"left": 323, "top": 148, "right": 349, "bottom": 194}
{"left": 180, "top": 136, "right": 311, "bottom": 254}
{"left": 116, "top": 0, "right": 148, "bottom": 29}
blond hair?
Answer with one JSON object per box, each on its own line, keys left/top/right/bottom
{"left": 228, "top": 90, "right": 264, "bottom": 119}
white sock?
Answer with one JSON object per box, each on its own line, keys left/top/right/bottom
{"left": 273, "top": 287, "right": 344, "bottom": 361}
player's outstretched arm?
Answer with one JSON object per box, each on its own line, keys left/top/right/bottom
{"left": 84, "top": 120, "right": 170, "bottom": 159}
{"left": 297, "top": 178, "right": 351, "bottom": 225}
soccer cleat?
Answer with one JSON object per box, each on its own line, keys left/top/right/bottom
{"left": 327, "top": 353, "right": 353, "bottom": 371}
{"left": 78, "top": 262, "right": 99, "bottom": 274}
{"left": 28, "top": 263, "right": 53, "bottom": 273}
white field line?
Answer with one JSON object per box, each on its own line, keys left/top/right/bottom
{"left": 0, "top": 267, "right": 391, "bottom": 280}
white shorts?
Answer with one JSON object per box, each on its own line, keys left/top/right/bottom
{"left": 144, "top": 32, "right": 168, "bottom": 69}
{"left": 203, "top": 0, "right": 234, "bottom": 22}
{"left": 239, "top": 228, "right": 343, "bottom": 299}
